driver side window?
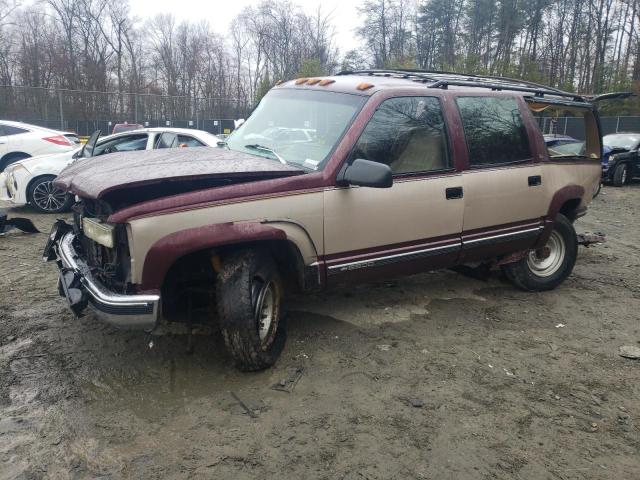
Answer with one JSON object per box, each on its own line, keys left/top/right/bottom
{"left": 349, "top": 96, "right": 451, "bottom": 174}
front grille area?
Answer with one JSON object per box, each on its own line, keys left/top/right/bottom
{"left": 72, "top": 199, "right": 132, "bottom": 293}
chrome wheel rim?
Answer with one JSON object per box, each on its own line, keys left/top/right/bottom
{"left": 33, "top": 181, "right": 67, "bottom": 212}
{"left": 621, "top": 166, "right": 628, "bottom": 184}
{"left": 527, "top": 230, "right": 566, "bottom": 278}
{"left": 252, "top": 278, "right": 277, "bottom": 343}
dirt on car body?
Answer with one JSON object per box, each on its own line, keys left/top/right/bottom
{"left": 1, "top": 184, "right": 639, "bottom": 479}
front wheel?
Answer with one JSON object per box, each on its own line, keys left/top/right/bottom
{"left": 216, "top": 249, "right": 286, "bottom": 371}
{"left": 502, "top": 214, "right": 577, "bottom": 291}
{"left": 28, "top": 176, "right": 73, "bottom": 213}
{"left": 612, "top": 163, "right": 628, "bottom": 187}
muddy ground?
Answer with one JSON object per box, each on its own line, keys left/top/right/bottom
{"left": 1, "top": 185, "right": 639, "bottom": 480}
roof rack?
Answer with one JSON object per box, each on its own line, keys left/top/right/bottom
{"left": 336, "top": 69, "right": 586, "bottom": 103}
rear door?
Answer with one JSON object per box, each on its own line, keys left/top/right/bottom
{"left": 455, "top": 96, "right": 547, "bottom": 262}
{"left": 323, "top": 95, "right": 464, "bottom": 283}
{"left": 0, "top": 124, "right": 7, "bottom": 158}
{"left": 4, "top": 124, "right": 30, "bottom": 155}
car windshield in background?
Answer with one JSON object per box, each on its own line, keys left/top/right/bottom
{"left": 226, "top": 89, "right": 366, "bottom": 170}
{"left": 530, "top": 104, "right": 592, "bottom": 158}
{"left": 603, "top": 134, "right": 640, "bottom": 150}
{"left": 548, "top": 141, "right": 585, "bottom": 157}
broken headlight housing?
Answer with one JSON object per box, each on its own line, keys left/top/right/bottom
{"left": 82, "top": 217, "right": 115, "bottom": 249}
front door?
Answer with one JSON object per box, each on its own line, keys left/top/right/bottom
{"left": 454, "top": 96, "right": 547, "bottom": 262}
{"left": 323, "top": 96, "right": 464, "bottom": 284}
{"left": 0, "top": 127, "right": 7, "bottom": 159}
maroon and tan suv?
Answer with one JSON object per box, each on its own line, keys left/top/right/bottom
{"left": 45, "top": 70, "right": 602, "bottom": 370}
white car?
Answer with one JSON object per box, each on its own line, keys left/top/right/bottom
{"left": 0, "top": 127, "right": 222, "bottom": 213}
{"left": 244, "top": 126, "right": 316, "bottom": 145}
{"left": 0, "top": 120, "right": 77, "bottom": 172}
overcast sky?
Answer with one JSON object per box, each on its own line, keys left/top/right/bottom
{"left": 129, "top": 0, "right": 361, "bottom": 54}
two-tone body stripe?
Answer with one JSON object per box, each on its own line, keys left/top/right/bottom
{"left": 461, "top": 226, "right": 542, "bottom": 249}
{"left": 325, "top": 224, "right": 543, "bottom": 275}
{"left": 327, "top": 242, "right": 460, "bottom": 275}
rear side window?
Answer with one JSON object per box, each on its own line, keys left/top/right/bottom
{"left": 92, "top": 133, "right": 148, "bottom": 156}
{"left": 350, "top": 96, "right": 451, "bottom": 174}
{"left": 456, "top": 97, "right": 531, "bottom": 166}
{"left": 177, "top": 135, "right": 205, "bottom": 147}
{"left": 2, "top": 125, "right": 29, "bottom": 136}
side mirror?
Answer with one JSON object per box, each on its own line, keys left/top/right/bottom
{"left": 337, "top": 159, "right": 393, "bottom": 188}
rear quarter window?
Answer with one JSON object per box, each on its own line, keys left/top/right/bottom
{"left": 2, "top": 125, "right": 30, "bottom": 136}
{"left": 456, "top": 97, "right": 531, "bottom": 167}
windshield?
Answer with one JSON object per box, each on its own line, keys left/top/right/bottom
{"left": 603, "top": 134, "right": 640, "bottom": 150}
{"left": 227, "top": 89, "right": 366, "bottom": 170}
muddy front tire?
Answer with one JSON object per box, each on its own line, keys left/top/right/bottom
{"left": 502, "top": 214, "right": 577, "bottom": 292}
{"left": 216, "top": 249, "right": 286, "bottom": 371}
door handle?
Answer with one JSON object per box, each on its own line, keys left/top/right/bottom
{"left": 528, "top": 175, "right": 542, "bottom": 186}
{"left": 446, "top": 186, "right": 463, "bottom": 199}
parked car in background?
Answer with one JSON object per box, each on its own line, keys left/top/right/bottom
{"left": 112, "top": 122, "right": 144, "bottom": 134}
{"left": 543, "top": 134, "right": 579, "bottom": 148}
{"left": 45, "top": 70, "right": 604, "bottom": 371}
{"left": 0, "top": 128, "right": 221, "bottom": 213}
{"left": 0, "top": 120, "right": 76, "bottom": 172}
{"left": 243, "top": 126, "right": 316, "bottom": 145}
{"left": 63, "top": 132, "right": 81, "bottom": 145}
{"left": 601, "top": 133, "right": 640, "bottom": 186}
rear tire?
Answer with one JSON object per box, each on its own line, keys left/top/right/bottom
{"left": 502, "top": 214, "right": 577, "bottom": 291}
{"left": 612, "top": 163, "right": 628, "bottom": 187}
{"left": 216, "top": 249, "right": 286, "bottom": 371}
{"left": 27, "top": 176, "right": 73, "bottom": 213}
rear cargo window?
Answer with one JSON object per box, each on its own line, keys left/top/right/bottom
{"left": 530, "top": 103, "right": 595, "bottom": 159}
{"left": 456, "top": 97, "right": 531, "bottom": 166}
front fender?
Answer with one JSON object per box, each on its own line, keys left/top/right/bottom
{"left": 140, "top": 221, "right": 315, "bottom": 291}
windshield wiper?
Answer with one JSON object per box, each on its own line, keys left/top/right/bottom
{"left": 244, "top": 144, "right": 287, "bottom": 164}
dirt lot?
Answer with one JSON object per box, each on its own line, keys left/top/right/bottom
{"left": 1, "top": 185, "right": 639, "bottom": 480}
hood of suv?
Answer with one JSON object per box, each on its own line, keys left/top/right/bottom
{"left": 54, "top": 147, "right": 304, "bottom": 205}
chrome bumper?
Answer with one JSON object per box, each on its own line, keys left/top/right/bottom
{"left": 50, "top": 229, "right": 160, "bottom": 330}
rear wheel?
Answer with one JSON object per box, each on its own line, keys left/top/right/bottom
{"left": 502, "top": 214, "right": 577, "bottom": 291}
{"left": 28, "top": 176, "right": 73, "bottom": 213}
{"left": 216, "top": 249, "right": 286, "bottom": 371}
{"left": 612, "top": 162, "right": 628, "bottom": 187}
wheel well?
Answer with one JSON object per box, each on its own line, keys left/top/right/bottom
{"left": 26, "top": 174, "right": 57, "bottom": 197}
{"left": 0, "top": 152, "right": 31, "bottom": 170}
{"left": 559, "top": 198, "right": 581, "bottom": 222}
{"left": 159, "top": 240, "right": 306, "bottom": 322}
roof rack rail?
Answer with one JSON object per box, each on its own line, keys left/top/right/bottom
{"left": 336, "top": 69, "right": 586, "bottom": 102}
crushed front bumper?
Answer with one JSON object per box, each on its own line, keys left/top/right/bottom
{"left": 0, "top": 172, "right": 11, "bottom": 202}
{"left": 44, "top": 221, "right": 160, "bottom": 330}
{"left": 0, "top": 170, "right": 27, "bottom": 206}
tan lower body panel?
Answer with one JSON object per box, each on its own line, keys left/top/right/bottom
{"left": 323, "top": 174, "right": 465, "bottom": 256}
{"left": 128, "top": 191, "right": 324, "bottom": 284}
